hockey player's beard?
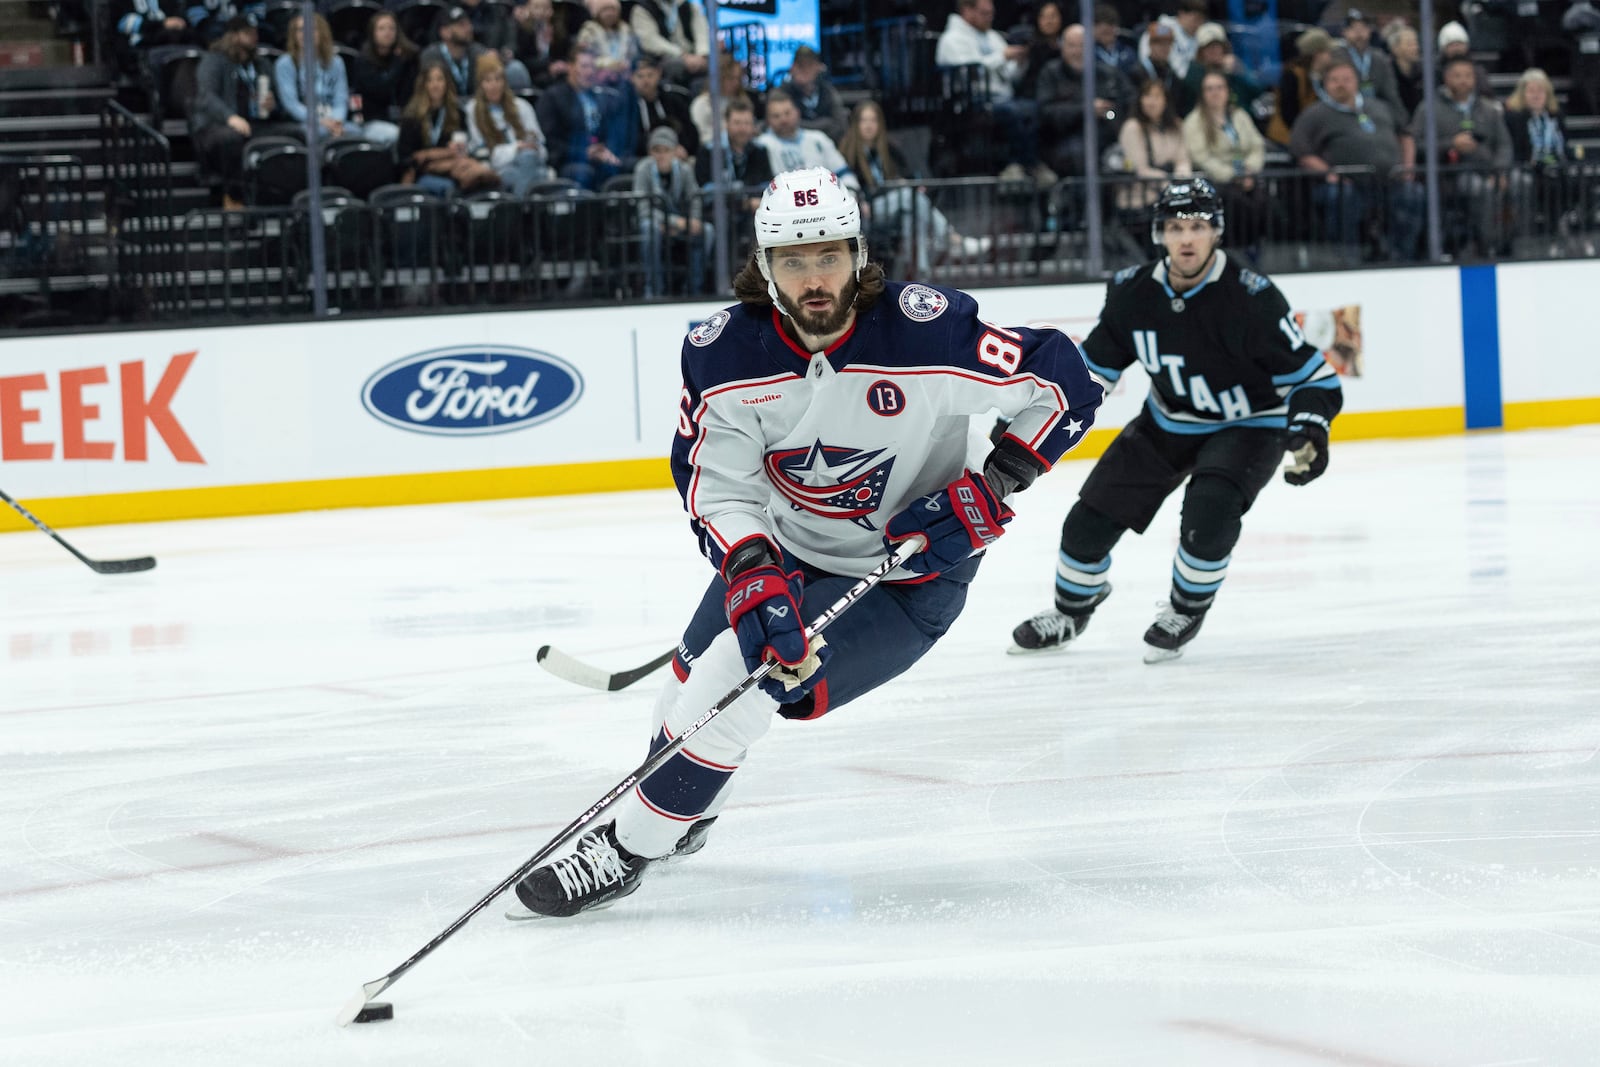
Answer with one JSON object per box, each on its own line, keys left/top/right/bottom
{"left": 778, "top": 277, "right": 860, "bottom": 340}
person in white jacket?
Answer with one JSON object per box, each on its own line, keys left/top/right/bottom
{"left": 756, "top": 90, "right": 860, "bottom": 195}
{"left": 1137, "top": 0, "right": 1206, "bottom": 79}
{"left": 934, "top": 0, "right": 1054, "bottom": 186}
{"left": 466, "top": 53, "right": 551, "bottom": 196}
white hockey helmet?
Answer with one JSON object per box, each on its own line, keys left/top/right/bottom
{"left": 754, "top": 167, "right": 867, "bottom": 303}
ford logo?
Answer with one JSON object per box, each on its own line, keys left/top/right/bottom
{"left": 361, "top": 345, "right": 584, "bottom": 436}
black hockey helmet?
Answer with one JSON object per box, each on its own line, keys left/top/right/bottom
{"left": 1150, "top": 177, "right": 1225, "bottom": 246}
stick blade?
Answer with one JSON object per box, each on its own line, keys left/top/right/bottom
{"left": 535, "top": 646, "right": 619, "bottom": 691}
{"left": 335, "top": 988, "right": 372, "bottom": 1027}
{"left": 89, "top": 556, "right": 156, "bottom": 574}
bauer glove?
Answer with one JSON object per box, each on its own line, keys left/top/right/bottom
{"left": 1283, "top": 413, "right": 1331, "bottom": 486}
{"left": 883, "top": 469, "right": 1015, "bottom": 576}
{"left": 723, "top": 540, "right": 830, "bottom": 704}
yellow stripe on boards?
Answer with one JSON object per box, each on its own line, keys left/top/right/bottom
{"left": 6, "top": 400, "right": 1596, "bottom": 535}
{"left": 1502, "top": 397, "right": 1600, "bottom": 430}
{"left": 0, "top": 459, "right": 674, "bottom": 533}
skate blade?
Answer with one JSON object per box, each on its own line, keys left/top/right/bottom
{"left": 1006, "top": 640, "right": 1074, "bottom": 656}
{"left": 504, "top": 897, "right": 624, "bottom": 922}
{"left": 1142, "top": 645, "right": 1185, "bottom": 664}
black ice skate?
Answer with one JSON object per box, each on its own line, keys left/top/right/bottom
{"left": 1142, "top": 603, "right": 1207, "bottom": 664}
{"left": 1007, "top": 585, "right": 1112, "bottom": 654}
{"left": 506, "top": 821, "right": 650, "bottom": 920}
{"left": 665, "top": 816, "right": 717, "bottom": 862}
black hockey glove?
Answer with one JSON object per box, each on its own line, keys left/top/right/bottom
{"left": 722, "top": 539, "right": 829, "bottom": 704}
{"left": 884, "top": 469, "right": 1015, "bottom": 576}
{"left": 1283, "top": 413, "right": 1331, "bottom": 486}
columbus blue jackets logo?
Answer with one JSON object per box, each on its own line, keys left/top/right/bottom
{"left": 688, "top": 310, "right": 731, "bottom": 347}
{"left": 898, "top": 284, "right": 948, "bottom": 322}
{"left": 765, "top": 440, "right": 896, "bottom": 528}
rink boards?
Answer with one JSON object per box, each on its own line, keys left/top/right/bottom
{"left": 1, "top": 259, "right": 1597, "bottom": 531}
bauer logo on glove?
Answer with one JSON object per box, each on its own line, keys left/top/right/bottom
{"left": 884, "top": 470, "right": 1015, "bottom": 576}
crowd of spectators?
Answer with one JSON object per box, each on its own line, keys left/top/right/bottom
{"left": 114, "top": 0, "right": 1600, "bottom": 289}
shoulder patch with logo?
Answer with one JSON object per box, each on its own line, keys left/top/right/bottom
{"left": 898, "top": 284, "right": 949, "bottom": 322}
{"left": 1238, "top": 268, "right": 1272, "bottom": 295}
{"left": 688, "top": 310, "right": 731, "bottom": 347}
{"left": 1112, "top": 264, "right": 1141, "bottom": 286}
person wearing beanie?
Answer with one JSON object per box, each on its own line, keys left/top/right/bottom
{"left": 1435, "top": 20, "right": 1495, "bottom": 100}
{"left": 1178, "top": 22, "right": 1265, "bottom": 116}
{"left": 1266, "top": 27, "right": 1335, "bottom": 143}
{"left": 634, "top": 123, "right": 714, "bottom": 297}
{"left": 1333, "top": 9, "right": 1405, "bottom": 127}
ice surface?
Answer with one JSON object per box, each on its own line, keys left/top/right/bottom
{"left": 2, "top": 428, "right": 1598, "bottom": 1066}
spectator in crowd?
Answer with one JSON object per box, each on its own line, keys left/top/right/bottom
{"left": 1037, "top": 22, "right": 1130, "bottom": 178}
{"left": 277, "top": 14, "right": 395, "bottom": 146}
{"left": 1388, "top": 25, "right": 1424, "bottom": 120}
{"left": 468, "top": 52, "right": 550, "bottom": 195}
{"left": 575, "top": 0, "right": 635, "bottom": 87}
{"left": 1137, "top": 0, "right": 1207, "bottom": 79}
{"left": 1114, "top": 79, "right": 1191, "bottom": 231}
{"left": 691, "top": 53, "right": 752, "bottom": 147}
{"left": 1435, "top": 21, "right": 1494, "bottom": 101}
{"left": 1091, "top": 4, "right": 1141, "bottom": 89}
{"left": 111, "top": 0, "right": 196, "bottom": 75}
{"left": 1504, "top": 67, "right": 1586, "bottom": 252}
{"left": 1289, "top": 57, "right": 1422, "bottom": 260}
{"left": 936, "top": 0, "right": 1055, "bottom": 188}
{"left": 1334, "top": 9, "right": 1404, "bottom": 127}
{"left": 421, "top": 7, "right": 493, "bottom": 100}
{"left": 837, "top": 99, "right": 991, "bottom": 274}
{"left": 351, "top": 11, "right": 419, "bottom": 128}
{"left": 695, "top": 97, "right": 773, "bottom": 199}
{"left": 775, "top": 46, "right": 847, "bottom": 145}
{"left": 1183, "top": 68, "right": 1271, "bottom": 256}
{"left": 1135, "top": 21, "right": 1181, "bottom": 104}
{"left": 1178, "top": 23, "right": 1265, "bottom": 116}
{"left": 630, "top": 0, "right": 710, "bottom": 85}
{"left": 1016, "top": 1, "right": 1065, "bottom": 101}
{"left": 1267, "top": 27, "right": 1334, "bottom": 144}
{"left": 512, "top": 0, "right": 571, "bottom": 90}
{"left": 1563, "top": 0, "right": 1600, "bottom": 115}
{"left": 1412, "top": 53, "right": 1512, "bottom": 256}
{"left": 188, "top": 14, "right": 279, "bottom": 210}
{"left": 625, "top": 54, "right": 699, "bottom": 161}
{"left": 756, "top": 89, "right": 860, "bottom": 194}
{"left": 536, "top": 47, "right": 630, "bottom": 189}
{"left": 633, "top": 126, "right": 711, "bottom": 297}
{"left": 398, "top": 62, "right": 501, "bottom": 194}
{"left": 457, "top": 0, "right": 515, "bottom": 58}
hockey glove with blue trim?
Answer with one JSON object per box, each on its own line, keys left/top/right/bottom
{"left": 723, "top": 540, "right": 829, "bottom": 703}
{"left": 884, "top": 470, "right": 1015, "bottom": 577}
{"left": 1283, "top": 413, "right": 1331, "bottom": 486}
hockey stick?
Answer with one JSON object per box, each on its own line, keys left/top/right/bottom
{"left": 0, "top": 489, "right": 156, "bottom": 574}
{"left": 335, "top": 537, "right": 922, "bottom": 1027}
{"left": 535, "top": 645, "right": 676, "bottom": 691}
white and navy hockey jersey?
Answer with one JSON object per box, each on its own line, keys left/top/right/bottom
{"left": 1082, "top": 251, "right": 1344, "bottom": 434}
{"left": 672, "top": 281, "right": 1103, "bottom": 579}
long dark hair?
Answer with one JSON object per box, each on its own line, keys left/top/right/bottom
{"left": 836, "top": 100, "right": 898, "bottom": 192}
{"left": 362, "top": 11, "right": 418, "bottom": 64}
{"left": 732, "top": 252, "right": 886, "bottom": 310}
{"left": 1133, "top": 78, "right": 1178, "bottom": 134}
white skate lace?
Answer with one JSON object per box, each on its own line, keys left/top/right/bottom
{"left": 551, "top": 831, "right": 632, "bottom": 901}
{"left": 1026, "top": 610, "right": 1072, "bottom": 643}
{"left": 1149, "top": 605, "right": 1193, "bottom": 636}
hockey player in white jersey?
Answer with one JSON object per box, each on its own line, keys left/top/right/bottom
{"left": 508, "top": 167, "right": 1103, "bottom": 918}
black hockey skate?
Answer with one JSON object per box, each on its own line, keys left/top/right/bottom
{"left": 665, "top": 816, "right": 717, "bottom": 862}
{"left": 1142, "top": 603, "right": 1207, "bottom": 663}
{"left": 1007, "top": 585, "right": 1112, "bottom": 655}
{"left": 506, "top": 821, "right": 650, "bottom": 920}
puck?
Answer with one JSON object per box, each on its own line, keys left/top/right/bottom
{"left": 353, "top": 1002, "right": 394, "bottom": 1023}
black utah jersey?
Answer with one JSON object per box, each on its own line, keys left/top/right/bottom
{"left": 1080, "top": 251, "right": 1343, "bottom": 435}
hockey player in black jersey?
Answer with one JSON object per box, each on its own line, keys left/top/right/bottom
{"left": 1011, "top": 177, "right": 1343, "bottom": 663}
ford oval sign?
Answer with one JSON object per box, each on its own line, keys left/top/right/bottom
{"left": 361, "top": 345, "right": 584, "bottom": 436}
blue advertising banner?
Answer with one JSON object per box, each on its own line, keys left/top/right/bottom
{"left": 712, "top": 0, "right": 821, "bottom": 90}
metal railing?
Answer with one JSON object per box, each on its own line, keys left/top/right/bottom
{"left": 0, "top": 153, "right": 95, "bottom": 324}
{"left": 101, "top": 100, "right": 173, "bottom": 319}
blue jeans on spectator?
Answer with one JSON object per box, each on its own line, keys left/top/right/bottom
{"left": 642, "top": 217, "right": 713, "bottom": 297}
{"left": 560, "top": 159, "right": 622, "bottom": 191}
{"left": 1314, "top": 176, "right": 1423, "bottom": 262}
{"left": 991, "top": 98, "right": 1041, "bottom": 169}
